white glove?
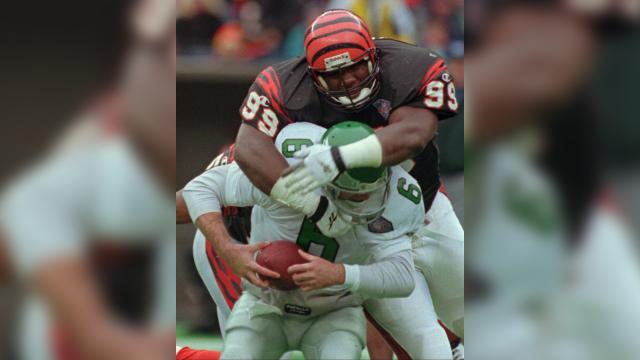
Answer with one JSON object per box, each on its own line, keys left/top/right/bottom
{"left": 272, "top": 177, "right": 350, "bottom": 237}
{"left": 308, "top": 196, "right": 351, "bottom": 237}
{"left": 271, "top": 176, "right": 322, "bottom": 215}
{"left": 282, "top": 144, "right": 346, "bottom": 195}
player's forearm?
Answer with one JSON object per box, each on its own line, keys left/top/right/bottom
{"left": 336, "top": 107, "right": 437, "bottom": 169}
{"left": 377, "top": 106, "right": 437, "bottom": 165}
{"left": 182, "top": 174, "right": 236, "bottom": 255}
{"left": 343, "top": 250, "right": 415, "bottom": 298}
{"left": 235, "top": 124, "right": 288, "bottom": 194}
{"left": 194, "top": 212, "right": 236, "bottom": 256}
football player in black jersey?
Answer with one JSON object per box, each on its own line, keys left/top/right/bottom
{"left": 183, "top": 8, "right": 464, "bottom": 359}
{"left": 234, "top": 10, "right": 458, "bottom": 210}
{"left": 209, "top": 8, "right": 461, "bottom": 288}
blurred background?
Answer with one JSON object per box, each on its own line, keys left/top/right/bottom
{"left": 0, "top": 0, "right": 175, "bottom": 359}
{"left": 465, "top": 0, "right": 640, "bottom": 358}
{"left": 176, "top": 0, "right": 465, "bottom": 350}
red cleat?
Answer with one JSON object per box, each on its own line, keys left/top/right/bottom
{"left": 176, "top": 346, "right": 221, "bottom": 360}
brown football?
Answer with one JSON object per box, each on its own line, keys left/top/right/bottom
{"left": 256, "top": 240, "right": 307, "bottom": 291}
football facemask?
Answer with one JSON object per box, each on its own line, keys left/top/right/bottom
{"left": 310, "top": 53, "right": 381, "bottom": 112}
{"left": 326, "top": 168, "right": 391, "bottom": 224}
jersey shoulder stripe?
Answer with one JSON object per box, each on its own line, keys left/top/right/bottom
{"left": 205, "top": 143, "right": 235, "bottom": 170}
{"left": 419, "top": 57, "right": 447, "bottom": 92}
{"left": 255, "top": 66, "right": 291, "bottom": 123}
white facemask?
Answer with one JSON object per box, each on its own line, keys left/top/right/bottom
{"left": 331, "top": 78, "right": 377, "bottom": 108}
{"left": 328, "top": 180, "right": 390, "bottom": 225}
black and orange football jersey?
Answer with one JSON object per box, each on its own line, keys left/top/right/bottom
{"left": 239, "top": 38, "right": 458, "bottom": 208}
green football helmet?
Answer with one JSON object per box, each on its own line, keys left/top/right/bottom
{"left": 322, "top": 121, "right": 391, "bottom": 224}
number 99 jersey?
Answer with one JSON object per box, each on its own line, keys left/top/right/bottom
{"left": 238, "top": 38, "right": 458, "bottom": 210}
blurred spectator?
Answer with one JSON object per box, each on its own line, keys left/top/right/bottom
{"left": 212, "top": 1, "right": 283, "bottom": 60}
{"left": 177, "top": 0, "right": 225, "bottom": 54}
{"left": 328, "top": 0, "right": 418, "bottom": 43}
{"left": 425, "top": 0, "right": 463, "bottom": 39}
{"left": 422, "top": 19, "right": 450, "bottom": 54}
{"left": 177, "top": 0, "right": 310, "bottom": 59}
{"left": 177, "top": 0, "right": 465, "bottom": 61}
{"left": 281, "top": 2, "right": 327, "bottom": 58}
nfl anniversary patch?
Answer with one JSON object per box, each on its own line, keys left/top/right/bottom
{"left": 368, "top": 217, "right": 394, "bottom": 233}
{"left": 373, "top": 99, "right": 391, "bottom": 120}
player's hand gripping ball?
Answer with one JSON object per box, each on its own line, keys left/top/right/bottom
{"left": 256, "top": 241, "right": 308, "bottom": 290}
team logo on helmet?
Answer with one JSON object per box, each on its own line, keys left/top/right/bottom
{"left": 324, "top": 52, "right": 353, "bottom": 71}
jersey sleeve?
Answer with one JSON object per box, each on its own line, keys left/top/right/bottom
{"left": 407, "top": 55, "right": 459, "bottom": 120}
{"left": 239, "top": 66, "right": 292, "bottom": 141}
{"left": 204, "top": 143, "right": 235, "bottom": 170}
{"left": 343, "top": 248, "right": 415, "bottom": 298}
{"left": 183, "top": 163, "right": 273, "bottom": 221}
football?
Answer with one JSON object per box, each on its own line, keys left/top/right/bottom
{"left": 256, "top": 240, "right": 307, "bottom": 291}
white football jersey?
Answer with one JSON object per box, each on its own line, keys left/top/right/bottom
{"left": 185, "top": 122, "right": 425, "bottom": 318}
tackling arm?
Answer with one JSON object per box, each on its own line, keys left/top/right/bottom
{"left": 377, "top": 106, "right": 438, "bottom": 165}
{"left": 336, "top": 105, "right": 438, "bottom": 168}
{"left": 323, "top": 106, "right": 438, "bottom": 169}
{"left": 282, "top": 106, "right": 438, "bottom": 195}
{"left": 235, "top": 124, "right": 289, "bottom": 194}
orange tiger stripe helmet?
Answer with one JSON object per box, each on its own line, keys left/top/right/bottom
{"left": 304, "top": 9, "right": 381, "bottom": 111}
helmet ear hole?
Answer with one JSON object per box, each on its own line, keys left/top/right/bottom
{"left": 317, "top": 75, "right": 329, "bottom": 90}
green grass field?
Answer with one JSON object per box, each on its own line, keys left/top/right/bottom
{"left": 177, "top": 324, "right": 371, "bottom": 359}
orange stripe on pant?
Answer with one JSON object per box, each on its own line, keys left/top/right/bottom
{"left": 204, "top": 240, "right": 242, "bottom": 310}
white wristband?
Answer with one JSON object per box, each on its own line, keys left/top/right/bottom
{"left": 338, "top": 134, "right": 383, "bottom": 169}
{"left": 343, "top": 264, "right": 361, "bottom": 291}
